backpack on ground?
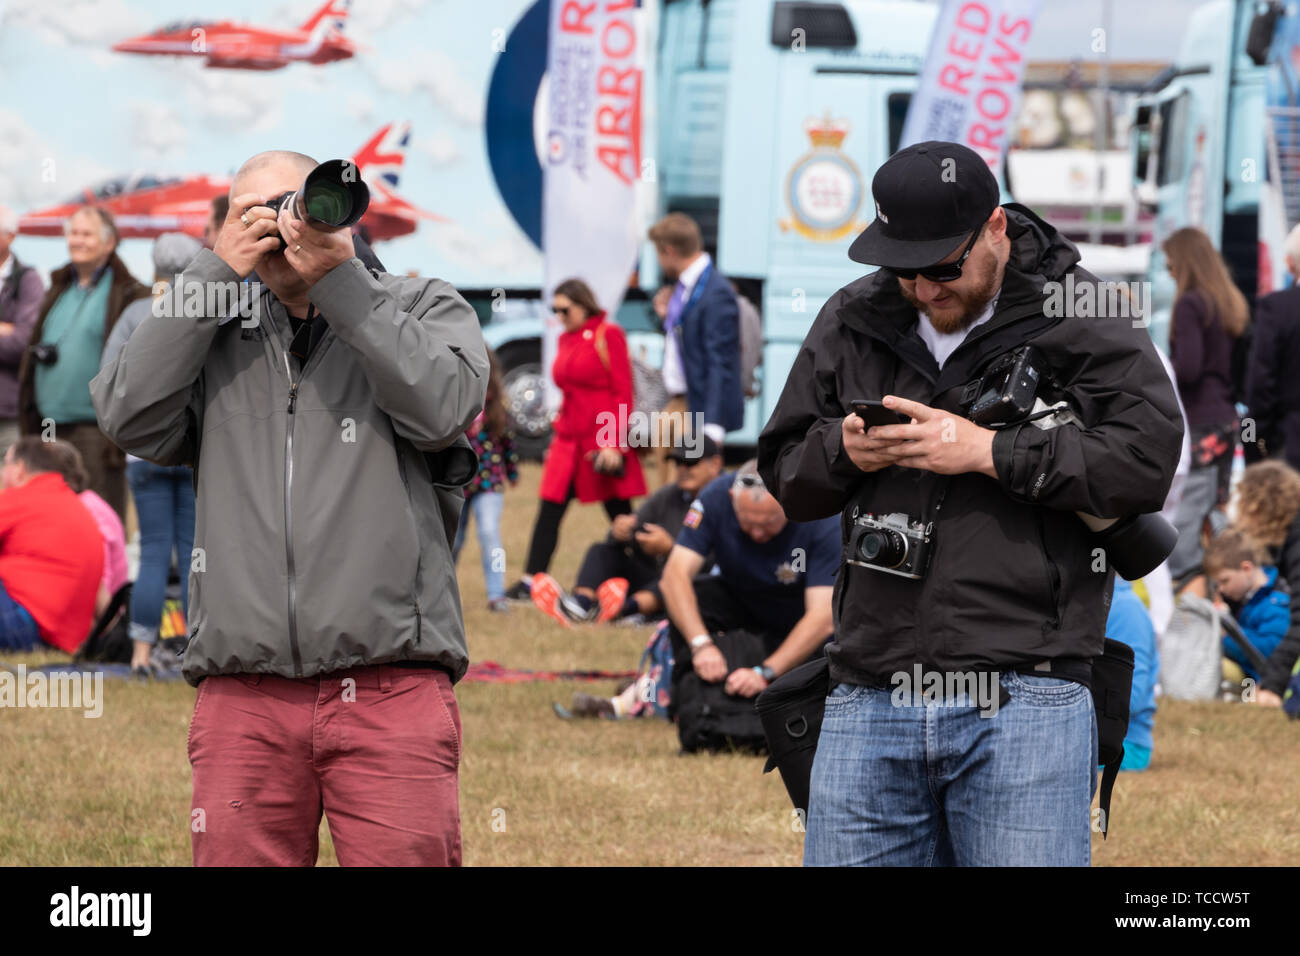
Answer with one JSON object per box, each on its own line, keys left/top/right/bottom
{"left": 674, "top": 628, "right": 768, "bottom": 754}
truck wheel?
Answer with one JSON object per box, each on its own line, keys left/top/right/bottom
{"left": 498, "top": 341, "right": 552, "bottom": 461}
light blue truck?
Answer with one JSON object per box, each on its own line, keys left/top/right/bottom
{"left": 473, "top": 0, "right": 937, "bottom": 455}
{"left": 1130, "top": 0, "right": 1300, "bottom": 345}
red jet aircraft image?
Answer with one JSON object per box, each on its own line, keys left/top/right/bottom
{"left": 111, "top": 0, "right": 355, "bottom": 70}
{"left": 18, "top": 122, "right": 446, "bottom": 243}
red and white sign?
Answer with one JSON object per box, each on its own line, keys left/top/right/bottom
{"left": 901, "top": 0, "right": 1042, "bottom": 174}
{"left": 542, "top": 0, "right": 650, "bottom": 408}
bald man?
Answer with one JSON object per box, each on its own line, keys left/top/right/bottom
{"left": 92, "top": 151, "right": 489, "bottom": 867}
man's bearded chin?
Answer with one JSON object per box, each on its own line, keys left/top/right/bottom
{"left": 899, "top": 262, "right": 1000, "bottom": 335}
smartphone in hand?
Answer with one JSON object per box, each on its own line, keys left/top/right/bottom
{"left": 849, "top": 399, "right": 911, "bottom": 428}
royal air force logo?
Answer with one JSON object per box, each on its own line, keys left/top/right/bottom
{"left": 779, "top": 113, "right": 865, "bottom": 242}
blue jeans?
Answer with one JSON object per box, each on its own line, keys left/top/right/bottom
{"left": 0, "top": 578, "right": 40, "bottom": 651}
{"left": 127, "top": 460, "right": 195, "bottom": 644}
{"left": 452, "top": 492, "right": 505, "bottom": 601}
{"left": 805, "top": 672, "right": 1098, "bottom": 866}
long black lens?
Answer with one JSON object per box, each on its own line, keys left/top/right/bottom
{"left": 289, "top": 159, "right": 370, "bottom": 228}
{"left": 303, "top": 181, "right": 352, "bottom": 225}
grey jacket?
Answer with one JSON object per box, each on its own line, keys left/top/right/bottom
{"left": 90, "top": 249, "right": 489, "bottom": 686}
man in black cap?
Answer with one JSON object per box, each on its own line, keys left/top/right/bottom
{"left": 758, "top": 141, "right": 1184, "bottom": 866}
{"left": 531, "top": 434, "right": 725, "bottom": 627}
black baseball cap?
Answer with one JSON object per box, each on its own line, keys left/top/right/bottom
{"left": 666, "top": 434, "right": 721, "bottom": 463}
{"left": 848, "top": 141, "right": 1000, "bottom": 270}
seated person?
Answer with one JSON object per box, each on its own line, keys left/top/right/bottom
{"left": 1104, "top": 576, "right": 1158, "bottom": 771}
{"left": 558, "top": 462, "right": 838, "bottom": 720}
{"left": 0, "top": 437, "right": 104, "bottom": 653}
{"left": 1204, "top": 527, "right": 1291, "bottom": 684}
{"left": 531, "top": 434, "right": 723, "bottom": 626}
{"left": 49, "top": 439, "right": 128, "bottom": 617}
{"left": 664, "top": 461, "right": 837, "bottom": 704}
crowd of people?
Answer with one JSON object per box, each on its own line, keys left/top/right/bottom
{"left": 6, "top": 195, "right": 1300, "bottom": 718}
{"left": 5, "top": 183, "right": 1300, "bottom": 838}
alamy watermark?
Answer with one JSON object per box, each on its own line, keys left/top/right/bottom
{"left": 1043, "top": 273, "right": 1151, "bottom": 328}
{"left": 890, "top": 665, "right": 1001, "bottom": 717}
{"left": 0, "top": 665, "right": 103, "bottom": 718}
{"left": 595, "top": 405, "right": 706, "bottom": 455}
{"left": 151, "top": 275, "right": 262, "bottom": 328}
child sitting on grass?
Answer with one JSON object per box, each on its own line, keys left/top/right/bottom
{"left": 1203, "top": 528, "right": 1291, "bottom": 685}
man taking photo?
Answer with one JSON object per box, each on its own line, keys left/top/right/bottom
{"left": 92, "top": 150, "right": 489, "bottom": 867}
{"left": 758, "top": 141, "right": 1183, "bottom": 866}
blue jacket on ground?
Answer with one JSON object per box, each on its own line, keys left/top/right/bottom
{"left": 1106, "top": 577, "right": 1157, "bottom": 761}
{"left": 1224, "top": 565, "right": 1291, "bottom": 682}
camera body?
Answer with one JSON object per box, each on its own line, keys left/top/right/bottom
{"left": 959, "top": 343, "right": 1177, "bottom": 581}
{"left": 30, "top": 342, "right": 59, "bottom": 366}
{"left": 846, "top": 509, "right": 934, "bottom": 580}
{"left": 964, "top": 344, "right": 1044, "bottom": 426}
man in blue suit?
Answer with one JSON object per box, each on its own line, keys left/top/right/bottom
{"left": 649, "top": 213, "right": 743, "bottom": 446}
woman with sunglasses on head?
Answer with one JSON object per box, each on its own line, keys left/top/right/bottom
{"left": 505, "top": 278, "right": 647, "bottom": 605}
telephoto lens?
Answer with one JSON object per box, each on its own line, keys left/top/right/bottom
{"left": 264, "top": 159, "right": 371, "bottom": 249}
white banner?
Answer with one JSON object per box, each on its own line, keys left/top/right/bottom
{"left": 901, "top": 0, "right": 1042, "bottom": 174}
{"left": 542, "top": 0, "right": 651, "bottom": 409}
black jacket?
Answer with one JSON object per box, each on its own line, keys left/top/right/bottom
{"left": 1246, "top": 284, "right": 1300, "bottom": 470}
{"left": 758, "top": 205, "right": 1184, "bottom": 686}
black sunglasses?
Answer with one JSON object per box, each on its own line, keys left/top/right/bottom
{"left": 888, "top": 224, "right": 983, "bottom": 283}
{"left": 552, "top": 304, "right": 573, "bottom": 315}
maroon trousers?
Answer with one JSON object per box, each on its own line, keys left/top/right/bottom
{"left": 188, "top": 664, "right": 462, "bottom": 866}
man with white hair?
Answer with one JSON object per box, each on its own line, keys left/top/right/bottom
{"left": 1247, "top": 222, "right": 1300, "bottom": 471}
{"left": 658, "top": 461, "right": 838, "bottom": 705}
{"left": 17, "top": 206, "right": 148, "bottom": 521}
{"left": 0, "top": 206, "right": 45, "bottom": 454}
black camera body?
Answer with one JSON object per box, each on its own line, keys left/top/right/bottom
{"left": 960, "top": 342, "right": 1178, "bottom": 581}
{"left": 30, "top": 342, "right": 59, "bottom": 366}
{"left": 846, "top": 510, "right": 934, "bottom": 580}
{"left": 964, "top": 344, "right": 1044, "bottom": 426}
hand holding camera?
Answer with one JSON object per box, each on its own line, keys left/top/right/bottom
{"left": 214, "top": 193, "right": 282, "bottom": 279}
{"left": 277, "top": 205, "right": 356, "bottom": 287}
{"left": 633, "top": 521, "right": 674, "bottom": 557}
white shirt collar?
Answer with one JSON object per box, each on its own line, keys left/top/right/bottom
{"left": 915, "top": 295, "right": 999, "bottom": 370}
{"left": 677, "top": 251, "right": 711, "bottom": 293}
{"left": 0, "top": 254, "right": 13, "bottom": 281}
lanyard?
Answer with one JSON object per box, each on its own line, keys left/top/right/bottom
{"left": 672, "top": 262, "right": 712, "bottom": 337}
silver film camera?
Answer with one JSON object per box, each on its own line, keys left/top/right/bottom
{"left": 846, "top": 510, "right": 934, "bottom": 580}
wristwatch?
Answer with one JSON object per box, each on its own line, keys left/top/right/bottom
{"left": 753, "top": 665, "right": 777, "bottom": 683}
{"left": 689, "top": 634, "right": 714, "bottom": 654}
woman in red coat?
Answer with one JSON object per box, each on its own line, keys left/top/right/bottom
{"left": 505, "top": 278, "right": 647, "bottom": 602}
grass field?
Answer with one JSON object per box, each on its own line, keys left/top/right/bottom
{"left": 2, "top": 461, "right": 1297, "bottom": 866}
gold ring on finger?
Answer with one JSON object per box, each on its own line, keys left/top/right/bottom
{"left": 240, "top": 212, "right": 251, "bottom": 228}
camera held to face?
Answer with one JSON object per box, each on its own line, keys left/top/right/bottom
{"left": 264, "top": 158, "right": 371, "bottom": 251}
{"left": 846, "top": 510, "right": 934, "bottom": 580}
